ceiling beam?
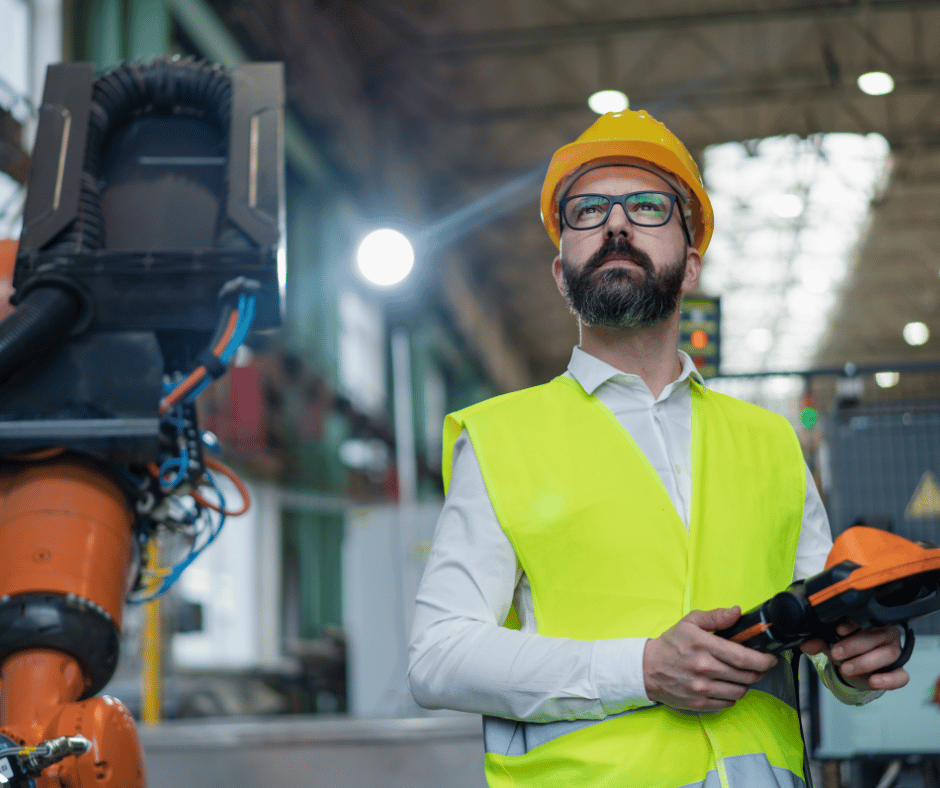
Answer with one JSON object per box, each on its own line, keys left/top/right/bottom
{"left": 442, "top": 72, "right": 940, "bottom": 133}
{"left": 418, "top": 1, "right": 940, "bottom": 59}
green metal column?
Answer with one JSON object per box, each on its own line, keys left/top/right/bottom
{"left": 85, "top": 0, "right": 125, "bottom": 68}
{"left": 127, "top": 0, "right": 170, "bottom": 59}
{"left": 283, "top": 510, "right": 344, "bottom": 639}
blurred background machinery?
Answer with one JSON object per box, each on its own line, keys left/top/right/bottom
{"left": 5, "top": 2, "right": 940, "bottom": 787}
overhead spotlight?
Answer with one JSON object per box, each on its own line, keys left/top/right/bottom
{"left": 588, "top": 90, "right": 629, "bottom": 115}
{"left": 903, "top": 321, "right": 929, "bottom": 346}
{"left": 857, "top": 71, "right": 894, "bottom": 96}
{"left": 356, "top": 229, "right": 414, "bottom": 287}
{"left": 875, "top": 371, "right": 900, "bottom": 388}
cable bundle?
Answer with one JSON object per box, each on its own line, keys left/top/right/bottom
{"left": 130, "top": 278, "right": 259, "bottom": 602}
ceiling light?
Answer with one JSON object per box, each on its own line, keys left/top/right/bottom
{"left": 903, "top": 321, "right": 929, "bottom": 346}
{"left": 857, "top": 71, "right": 894, "bottom": 96}
{"left": 875, "top": 371, "right": 900, "bottom": 388}
{"left": 356, "top": 229, "right": 414, "bottom": 287}
{"left": 588, "top": 90, "right": 629, "bottom": 115}
{"left": 773, "top": 194, "right": 804, "bottom": 218}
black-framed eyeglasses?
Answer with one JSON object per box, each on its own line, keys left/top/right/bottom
{"left": 559, "top": 191, "right": 690, "bottom": 244}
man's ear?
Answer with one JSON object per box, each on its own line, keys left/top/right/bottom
{"left": 552, "top": 255, "right": 566, "bottom": 296}
{"left": 681, "top": 247, "right": 702, "bottom": 293}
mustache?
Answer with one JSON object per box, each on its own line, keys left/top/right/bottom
{"left": 584, "top": 237, "right": 654, "bottom": 277}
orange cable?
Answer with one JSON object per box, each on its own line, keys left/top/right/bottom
{"left": 191, "top": 455, "right": 251, "bottom": 516}
{"left": 159, "top": 309, "right": 240, "bottom": 414}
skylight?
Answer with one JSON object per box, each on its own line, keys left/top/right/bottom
{"left": 700, "top": 133, "right": 891, "bottom": 376}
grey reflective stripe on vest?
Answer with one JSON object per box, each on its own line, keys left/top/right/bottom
{"left": 750, "top": 655, "right": 798, "bottom": 710}
{"left": 483, "top": 657, "right": 798, "bottom": 758}
{"left": 483, "top": 705, "right": 654, "bottom": 757}
{"left": 678, "top": 754, "right": 805, "bottom": 788}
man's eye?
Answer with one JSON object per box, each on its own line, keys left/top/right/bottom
{"left": 575, "top": 199, "right": 607, "bottom": 217}
{"left": 631, "top": 199, "right": 668, "bottom": 218}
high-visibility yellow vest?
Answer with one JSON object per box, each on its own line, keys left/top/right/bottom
{"left": 444, "top": 375, "right": 807, "bottom": 788}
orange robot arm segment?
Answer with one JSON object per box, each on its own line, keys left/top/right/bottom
{"left": 0, "top": 457, "right": 145, "bottom": 788}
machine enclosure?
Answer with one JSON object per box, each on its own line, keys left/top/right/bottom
{"left": 0, "top": 61, "right": 284, "bottom": 462}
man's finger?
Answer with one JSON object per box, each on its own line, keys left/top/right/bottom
{"left": 708, "top": 633, "right": 778, "bottom": 673}
{"left": 836, "top": 620, "right": 859, "bottom": 638}
{"left": 700, "top": 679, "right": 752, "bottom": 704}
{"left": 867, "top": 669, "right": 910, "bottom": 691}
{"left": 685, "top": 606, "right": 741, "bottom": 632}
{"left": 832, "top": 625, "right": 901, "bottom": 662}
{"left": 839, "top": 639, "right": 903, "bottom": 678}
{"left": 682, "top": 606, "right": 776, "bottom": 671}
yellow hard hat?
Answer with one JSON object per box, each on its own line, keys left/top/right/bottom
{"left": 540, "top": 110, "right": 714, "bottom": 255}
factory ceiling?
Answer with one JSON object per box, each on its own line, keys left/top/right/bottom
{"left": 201, "top": 0, "right": 940, "bottom": 392}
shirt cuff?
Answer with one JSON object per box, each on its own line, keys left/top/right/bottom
{"left": 591, "top": 637, "right": 656, "bottom": 715}
{"left": 809, "top": 652, "right": 886, "bottom": 706}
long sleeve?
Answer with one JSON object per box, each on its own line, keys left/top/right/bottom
{"left": 407, "top": 431, "right": 652, "bottom": 721}
{"left": 796, "top": 472, "right": 885, "bottom": 706}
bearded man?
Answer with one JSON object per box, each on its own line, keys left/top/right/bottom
{"left": 407, "top": 110, "right": 907, "bottom": 788}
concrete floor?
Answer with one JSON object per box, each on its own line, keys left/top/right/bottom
{"left": 139, "top": 714, "right": 484, "bottom": 788}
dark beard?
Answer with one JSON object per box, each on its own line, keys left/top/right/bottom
{"left": 561, "top": 236, "right": 686, "bottom": 328}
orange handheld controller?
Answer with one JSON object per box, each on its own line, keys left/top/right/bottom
{"left": 715, "top": 526, "right": 940, "bottom": 671}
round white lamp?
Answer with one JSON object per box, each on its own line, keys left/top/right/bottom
{"left": 356, "top": 229, "right": 415, "bottom": 287}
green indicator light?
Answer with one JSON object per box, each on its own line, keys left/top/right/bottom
{"left": 801, "top": 407, "right": 818, "bottom": 429}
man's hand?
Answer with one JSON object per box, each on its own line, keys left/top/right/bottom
{"left": 643, "top": 607, "right": 779, "bottom": 712}
{"left": 799, "top": 621, "right": 910, "bottom": 692}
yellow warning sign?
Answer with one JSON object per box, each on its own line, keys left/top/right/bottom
{"left": 905, "top": 470, "right": 940, "bottom": 519}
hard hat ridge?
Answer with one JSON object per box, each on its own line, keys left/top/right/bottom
{"left": 540, "top": 110, "right": 714, "bottom": 255}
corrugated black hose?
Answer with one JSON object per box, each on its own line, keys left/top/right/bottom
{"left": 0, "top": 285, "right": 82, "bottom": 383}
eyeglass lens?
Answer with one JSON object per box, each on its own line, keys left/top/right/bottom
{"left": 563, "top": 192, "right": 675, "bottom": 230}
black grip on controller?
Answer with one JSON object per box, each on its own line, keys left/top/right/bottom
{"left": 871, "top": 622, "right": 915, "bottom": 673}
{"left": 714, "top": 589, "right": 815, "bottom": 652}
{"left": 713, "top": 606, "right": 766, "bottom": 645}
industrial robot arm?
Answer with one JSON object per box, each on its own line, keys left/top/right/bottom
{"left": 0, "top": 56, "right": 284, "bottom": 788}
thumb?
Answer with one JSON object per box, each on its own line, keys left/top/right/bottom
{"left": 799, "top": 638, "right": 827, "bottom": 656}
{"left": 686, "top": 606, "right": 741, "bottom": 631}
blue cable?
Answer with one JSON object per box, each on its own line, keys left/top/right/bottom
{"left": 186, "top": 377, "right": 213, "bottom": 402}
{"left": 132, "top": 296, "right": 256, "bottom": 602}
{"left": 129, "top": 468, "right": 230, "bottom": 602}
{"left": 154, "top": 488, "right": 227, "bottom": 595}
{"left": 219, "top": 296, "right": 256, "bottom": 364}
{"left": 158, "top": 455, "right": 188, "bottom": 490}
{"left": 182, "top": 295, "right": 257, "bottom": 404}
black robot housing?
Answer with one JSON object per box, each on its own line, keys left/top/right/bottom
{"left": 0, "top": 57, "right": 284, "bottom": 463}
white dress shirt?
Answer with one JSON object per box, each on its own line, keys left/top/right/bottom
{"left": 408, "top": 347, "right": 879, "bottom": 722}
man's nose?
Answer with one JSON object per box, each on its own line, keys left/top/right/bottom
{"left": 605, "top": 202, "right": 633, "bottom": 235}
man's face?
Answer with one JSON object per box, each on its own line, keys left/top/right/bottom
{"left": 551, "top": 166, "right": 701, "bottom": 329}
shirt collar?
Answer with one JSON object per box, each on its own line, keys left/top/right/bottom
{"left": 567, "top": 346, "right": 706, "bottom": 396}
